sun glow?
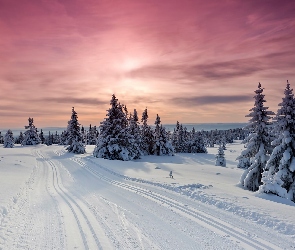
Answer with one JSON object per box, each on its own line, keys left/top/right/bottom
{"left": 121, "top": 58, "right": 142, "bottom": 71}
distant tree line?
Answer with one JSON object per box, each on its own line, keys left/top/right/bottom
{"left": 0, "top": 94, "right": 247, "bottom": 155}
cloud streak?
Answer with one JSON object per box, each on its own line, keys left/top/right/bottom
{"left": 128, "top": 51, "right": 295, "bottom": 82}
{"left": 171, "top": 95, "right": 253, "bottom": 107}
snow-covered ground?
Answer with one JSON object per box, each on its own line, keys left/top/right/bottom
{"left": 0, "top": 141, "right": 295, "bottom": 249}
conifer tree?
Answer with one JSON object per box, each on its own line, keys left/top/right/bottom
{"left": 66, "top": 107, "right": 86, "bottom": 154}
{"left": 46, "top": 131, "right": 53, "bottom": 146}
{"left": 140, "top": 108, "right": 153, "bottom": 155}
{"left": 53, "top": 131, "right": 60, "bottom": 144}
{"left": 22, "top": 118, "right": 41, "bottom": 145}
{"left": 172, "top": 121, "right": 186, "bottom": 153}
{"left": 153, "top": 114, "right": 174, "bottom": 156}
{"left": 93, "top": 94, "right": 140, "bottom": 160}
{"left": 189, "top": 129, "right": 208, "bottom": 153}
{"left": 39, "top": 129, "right": 45, "bottom": 144}
{"left": 81, "top": 125, "right": 86, "bottom": 143}
{"left": 237, "top": 83, "right": 274, "bottom": 191}
{"left": 215, "top": 144, "right": 226, "bottom": 167}
{"left": 260, "top": 81, "right": 295, "bottom": 201}
{"left": 86, "top": 124, "right": 98, "bottom": 145}
{"left": 178, "top": 124, "right": 187, "bottom": 152}
{"left": 3, "top": 129, "right": 14, "bottom": 148}
{"left": 59, "top": 130, "right": 68, "bottom": 145}
{"left": 18, "top": 132, "right": 24, "bottom": 144}
{"left": 127, "top": 109, "right": 142, "bottom": 157}
{"left": 172, "top": 121, "right": 180, "bottom": 148}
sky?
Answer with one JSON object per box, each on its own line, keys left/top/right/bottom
{"left": 0, "top": 0, "right": 295, "bottom": 129}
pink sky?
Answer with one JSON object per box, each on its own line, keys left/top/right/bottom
{"left": 0, "top": 0, "right": 295, "bottom": 128}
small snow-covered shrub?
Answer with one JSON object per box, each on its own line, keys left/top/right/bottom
{"left": 215, "top": 145, "right": 226, "bottom": 167}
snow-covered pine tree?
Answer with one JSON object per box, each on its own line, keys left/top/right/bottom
{"left": 59, "top": 130, "right": 68, "bottom": 145}
{"left": 189, "top": 129, "right": 208, "bottom": 153}
{"left": 178, "top": 124, "right": 187, "bottom": 152}
{"left": 153, "top": 114, "right": 174, "bottom": 156}
{"left": 172, "top": 122, "right": 188, "bottom": 153}
{"left": 22, "top": 118, "right": 41, "bottom": 145}
{"left": 3, "top": 129, "right": 14, "bottom": 148}
{"left": 46, "top": 131, "right": 53, "bottom": 146}
{"left": 215, "top": 144, "right": 226, "bottom": 167}
{"left": 259, "top": 81, "right": 295, "bottom": 201}
{"left": 17, "top": 132, "right": 24, "bottom": 144}
{"left": 53, "top": 131, "right": 60, "bottom": 144}
{"left": 140, "top": 108, "right": 154, "bottom": 155}
{"left": 225, "top": 129, "right": 234, "bottom": 143}
{"left": 172, "top": 121, "right": 180, "bottom": 150}
{"left": 66, "top": 107, "right": 86, "bottom": 154}
{"left": 127, "top": 109, "right": 142, "bottom": 158}
{"left": 39, "top": 129, "right": 45, "bottom": 144}
{"left": 86, "top": 124, "right": 98, "bottom": 145}
{"left": 0, "top": 132, "right": 3, "bottom": 144}
{"left": 237, "top": 83, "right": 274, "bottom": 191}
{"left": 81, "top": 125, "right": 86, "bottom": 143}
{"left": 93, "top": 94, "right": 140, "bottom": 160}
{"left": 206, "top": 131, "right": 215, "bottom": 148}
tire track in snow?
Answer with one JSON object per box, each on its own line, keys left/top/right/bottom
{"left": 35, "top": 150, "right": 106, "bottom": 250}
{"left": 69, "top": 156, "right": 281, "bottom": 250}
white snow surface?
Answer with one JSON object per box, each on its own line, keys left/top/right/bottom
{"left": 0, "top": 141, "right": 295, "bottom": 250}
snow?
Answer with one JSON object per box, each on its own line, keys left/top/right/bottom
{"left": 290, "top": 157, "right": 295, "bottom": 172}
{"left": 1, "top": 141, "right": 295, "bottom": 249}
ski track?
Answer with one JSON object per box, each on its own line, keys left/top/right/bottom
{"left": 75, "top": 150, "right": 295, "bottom": 238}
{"left": 2, "top": 145, "right": 294, "bottom": 249}
{"left": 0, "top": 148, "right": 64, "bottom": 250}
{"left": 56, "top": 148, "right": 292, "bottom": 249}
{"left": 54, "top": 148, "right": 284, "bottom": 250}
{"left": 35, "top": 149, "right": 113, "bottom": 250}
{"left": 52, "top": 149, "right": 161, "bottom": 250}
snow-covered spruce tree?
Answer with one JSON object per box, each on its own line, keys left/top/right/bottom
{"left": 17, "top": 132, "right": 24, "bottom": 144}
{"left": 127, "top": 109, "right": 143, "bottom": 157}
{"left": 86, "top": 124, "right": 98, "bottom": 145}
{"left": 172, "top": 122, "right": 188, "bottom": 153}
{"left": 66, "top": 107, "right": 86, "bottom": 154}
{"left": 53, "top": 131, "right": 60, "bottom": 144}
{"left": 140, "top": 108, "right": 154, "bottom": 155}
{"left": 39, "top": 129, "right": 45, "bottom": 144}
{"left": 189, "top": 129, "right": 208, "bottom": 153}
{"left": 224, "top": 130, "right": 234, "bottom": 143}
{"left": 80, "top": 125, "right": 86, "bottom": 143}
{"left": 3, "top": 129, "right": 14, "bottom": 148}
{"left": 93, "top": 94, "right": 141, "bottom": 160}
{"left": 237, "top": 83, "right": 274, "bottom": 191}
{"left": 215, "top": 144, "right": 226, "bottom": 167}
{"left": 46, "top": 131, "right": 53, "bottom": 146}
{"left": 206, "top": 131, "right": 215, "bottom": 148}
{"left": 171, "top": 121, "right": 180, "bottom": 150}
{"left": 178, "top": 124, "right": 188, "bottom": 152}
{"left": 153, "top": 114, "right": 174, "bottom": 156}
{"left": 22, "top": 118, "right": 41, "bottom": 145}
{"left": 259, "top": 81, "right": 295, "bottom": 201}
{"left": 59, "top": 130, "right": 68, "bottom": 145}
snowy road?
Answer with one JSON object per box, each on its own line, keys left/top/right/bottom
{"left": 1, "top": 145, "right": 295, "bottom": 249}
